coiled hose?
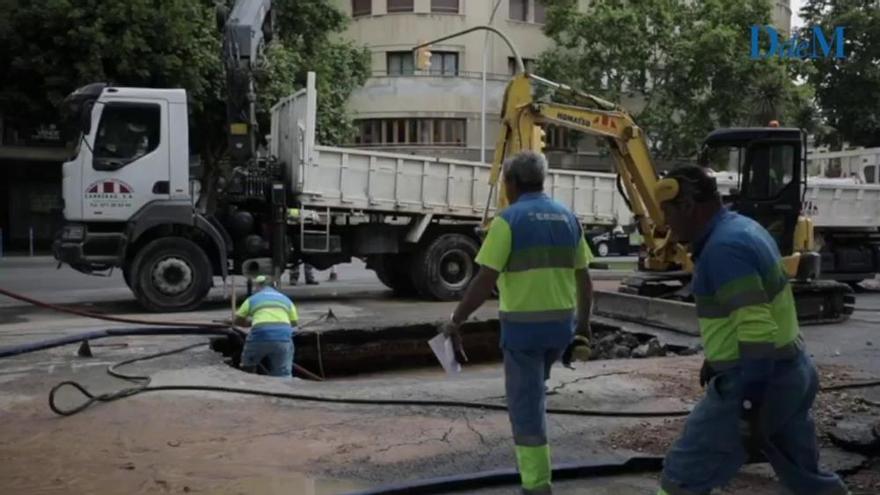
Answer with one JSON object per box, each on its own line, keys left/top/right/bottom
{"left": 47, "top": 340, "right": 693, "bottom": 418}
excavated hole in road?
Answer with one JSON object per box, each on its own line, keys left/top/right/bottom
{"left": 210, "top": 320, "right": 700, "bottom": 379}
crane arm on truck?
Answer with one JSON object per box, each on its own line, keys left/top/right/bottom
{"left": 221, "top": 0, "right": 273, "bottom": 166}
{"left": 485, "top": 72, "right": 854, "bottom": 326}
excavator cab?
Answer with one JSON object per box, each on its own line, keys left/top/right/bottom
{"left": 699, "top": 127, "right": 805, "bottom": 258}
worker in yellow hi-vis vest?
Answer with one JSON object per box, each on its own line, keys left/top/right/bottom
{"left": 441, "top": 151, "right": 594, "bottom": 494}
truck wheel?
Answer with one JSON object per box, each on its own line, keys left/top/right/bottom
{"left": 412, "top": 234, "right": 479, "bottom": 301}
{"left": 372, "top": 254, "right": 418, "bottom": 295}
{"left": 122, "top": 263, "right": 141, "bottom": 298}
{"left": 596, "top": 242, "right": 610, "bottom": 257}
{"left": 131, "top": 238, "right": 212, "bottom": 312}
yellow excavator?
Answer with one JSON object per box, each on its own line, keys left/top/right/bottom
{"left": 483, "top": 71, "right": 854, "bottom": 326}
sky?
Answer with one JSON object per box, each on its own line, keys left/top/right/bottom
{"left": 791, "top": 0, "right": 805, "bottom": 29}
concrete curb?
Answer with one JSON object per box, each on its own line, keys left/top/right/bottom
{"left": 593, "top": 290, "right": 700, "bottom": 336}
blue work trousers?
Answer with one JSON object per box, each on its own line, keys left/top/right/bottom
{"left": 503, "top": 346, "right": 565, "bottom": 445}
{"left": 241, "top": 340, "right": 294, "bottom": 377}
{"left": 660, "top": 351, "right": 848, "bottom": 495}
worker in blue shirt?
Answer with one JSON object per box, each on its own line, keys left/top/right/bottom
{"left": 654, "top": 165, "right": 847, "bottom": 495}
{"left": 234, "top": 275, "right": 298, "bottom": 377}
{"left": 442, "top": 150, "right": 594, "bottom": 494}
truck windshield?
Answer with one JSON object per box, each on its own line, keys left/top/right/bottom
{"left": 702, "top": 145, "right": 744, "bottom": 174}
{"left": 743, "top": 142, "right": 796, "bottom": 200}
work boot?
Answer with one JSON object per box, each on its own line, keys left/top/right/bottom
{"left": 306, "top": 278, "right": 319, "bottom": 285}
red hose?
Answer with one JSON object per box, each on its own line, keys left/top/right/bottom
{"left": 0, "top": 286, "right": 228, "bottom": 328}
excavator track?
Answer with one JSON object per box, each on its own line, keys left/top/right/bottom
{"left": 594, "top": 274, "right": 855, "bottom": 334}
{"left": 791, "top": 279, "right": 855, "bottom": 326}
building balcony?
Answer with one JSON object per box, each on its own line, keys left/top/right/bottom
{"left": 348, "top": 71, "right": 512, "bottom": 118}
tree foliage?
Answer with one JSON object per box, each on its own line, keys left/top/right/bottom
{"left": 0, "top": 0, "right": 368, "bottom": 163}
{"left": 800, "top": 0, "right": 880, "bottom": 148}
{"left": 538, "top": 0, "right": 814, "bottom": 159}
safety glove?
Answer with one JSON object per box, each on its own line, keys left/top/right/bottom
{"left": 562, "top": 319, "right": 593, "bottom": 368}
{"left": 699, "top": 360, "right": 715, "bottom": 388}
{"left": 562, "top": 335, "right": 592, "bottom": 369}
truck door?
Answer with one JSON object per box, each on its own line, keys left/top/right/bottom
{"left": 81, "top": 100, "right": 170, "bottom": 221}
{"left": 737, "top": 140, "right": 801, "bottom": 255}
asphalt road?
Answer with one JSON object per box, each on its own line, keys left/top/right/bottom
{"left": 0, "top": 255, "right": 637, "bottom": 309}
{"left": 1, "top": 256, "right": 879, "bottom": 494}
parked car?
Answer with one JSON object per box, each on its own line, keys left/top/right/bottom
{"left": 586, "top": 225, "right": 641, "bottom": 257}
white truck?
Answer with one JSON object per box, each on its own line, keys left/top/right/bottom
{"left": 53, "top": 74, "right": 628, "bottom": 311}
{"left": 711, "top": 145, "right": 880, "bottom": 283}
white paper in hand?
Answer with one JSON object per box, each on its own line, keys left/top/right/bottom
{"left": 428, "top": 333, "right": 461, "bottom": 375}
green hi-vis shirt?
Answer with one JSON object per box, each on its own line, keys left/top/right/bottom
{"left": 692, "top": 208, "right": 802, "bottom": 370}
{"left": 476, "top": 192, "right": 592, "bottom": 349}
{"left": 236, "top": 287, "right": 299, "bottom": 342}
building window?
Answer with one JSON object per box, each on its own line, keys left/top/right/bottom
{"left": 354, "top": 118, "right": 466, "bottom": 147}
{"left": 508, "top": 57, "right": 536, "bottom": 75}
{"left": 431, "top": 0, "right": 459, "bottom": 13}
{"left": 546, "top": 125, "right": 574, "bottom": 151}
{"left": 387, "top": 0, "right": 414, "bottom": 13}
{"left": 387, "top": 51, "right": 415, "bottom": 76}
{"left": 352, "top": 0, "right": 371, "bottom": 17}
{"left": 864, "top": 165, "right": 876, "bottom": 184}
{"left": 509, "top": 0, "right": 528, "bottom": 21}
{"left": 429, "top": 51, "right": 459, "bottom": 76}
{"left": 534, "top": 0, "right": 547, "bottom": 23}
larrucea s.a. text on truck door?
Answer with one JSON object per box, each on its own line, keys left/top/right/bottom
{"left": 737, "top": 139, "right": 802, "bottom": 256}
{"left": 81, "top": 100, "right": 171, "bottom": 221}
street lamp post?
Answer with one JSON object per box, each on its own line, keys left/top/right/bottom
{"left": 481, "top": 0, "right": 504, "bottom": 168}
{"left": 413, "top": 25, "right": 526, "bottom": 227}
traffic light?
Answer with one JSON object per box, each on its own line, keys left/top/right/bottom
{"left": 530, "top": 125, "right": 547, "bottom": 151}
{"left": 416, "top": 40, "right": 432, "bottom": 71}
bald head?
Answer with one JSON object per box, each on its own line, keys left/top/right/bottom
{"left": 503, "top": 150, "right": 547, "bottom": 203}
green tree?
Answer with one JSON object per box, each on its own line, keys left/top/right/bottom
{"left": 800, "top": 0, "right": 880, "bottom": 148}
{"left": 0, "top": 0, "right": 221, "bottom": 142}
{"left": 0, "top": 0, "right": 368, "bottom": 163}
{"left": 538, "top": 0, "right": 812, "bottom": 159}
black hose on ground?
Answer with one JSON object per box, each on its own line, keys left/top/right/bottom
{"left": 342, "top": 456, "right": 665, "bottom": 495}
{"left": 0, "top": 326, "right": 326, "bottom": 382}
{"left": 47, "top": 341, "right": 692, "bottom": 418}
{"left": 822, "top": 380, "right": 880, "bottom": 392}
{"left": 0, "top": 326, "right": 239, "bottom": 359}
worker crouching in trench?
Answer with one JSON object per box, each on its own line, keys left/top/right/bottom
{"left": 443, "top": 150, "right": 595, "bottom": 494}
{"left": 234, "top": 275, "right": 299, "bottom": 377}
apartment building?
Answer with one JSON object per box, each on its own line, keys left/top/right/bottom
{"left": 332, "top": 0, "right": 792, "bottom": 171}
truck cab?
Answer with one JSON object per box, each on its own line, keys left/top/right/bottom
{"left": 54, "top": 83, "right": 229, "bottom": 311}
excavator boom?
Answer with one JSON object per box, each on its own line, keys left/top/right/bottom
{"left": 486, "top": 73, "right": 853, "bottom": 331}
